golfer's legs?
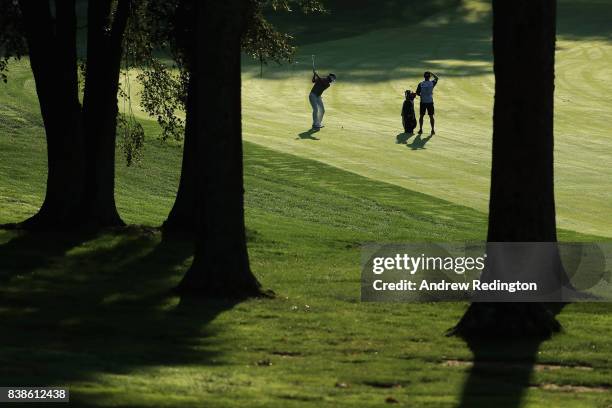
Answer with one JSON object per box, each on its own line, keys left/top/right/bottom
{"left": 430, "top": 114, "right": 435, "bottom": 131}
{"left": 318, "top": 97, "right": 325, "bottom": 125}
{"left": 309, "top": 92, "right": 319, "bottom": 127}
{"left": 418, "top": 103, "right": 424, "bottom": 131}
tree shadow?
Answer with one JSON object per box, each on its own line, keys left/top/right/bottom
{"left": 266, "top": 0, "right": 464, "bottom": 46}
{"left": 396, "top": 132, "right": 413, "bottom": 144}
{"left": 252, "top": 0, "right": 612, "bottom": 87}
{"left": 252, "top": 0, "right": 495, "bottom": 83}
{"left": 297, "top": 128, "right": 320, "bottom": 140}
{"left": 457, "top": 338, "right": 541, "bottom": 408}
{"left": 557, "top": 0, "right": 612, "bottom": 41}
{"left": 0, "top": 230, "right": 236, "bottom": 398}
{"left": 407, "top": 133, "right": 432, "bottom": 150}
{"left": 457, "top": 304, "right": 568, "bottom": 408}
{"left": 0, "top": 229, "right": 95, "bottom": 284}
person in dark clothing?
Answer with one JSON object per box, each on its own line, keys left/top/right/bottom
{"left": 401, "top": 90, "right": 417, "bottom": 134}
{"left": 309, "top": 71, "right": 336, "bottom": 129}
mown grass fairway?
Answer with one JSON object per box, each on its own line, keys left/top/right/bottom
{"left": 1, "top": 0, "right": 612, "bottom": 407}
{"left": 241, "top": 0, "right": 612, "bottom": 237}
{"left": 1, "top": 143, "right": 611, "bottom": 407}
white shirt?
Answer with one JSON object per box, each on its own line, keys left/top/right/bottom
{"left": 418, "top": 79, "right": 437, "bottom": 103}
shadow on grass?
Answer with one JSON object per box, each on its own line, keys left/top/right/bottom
{"left": 407, "top": 133, "right": 432, "bottom": 150}
{"left": 297, "top": 128, "right": 321, "bottom": 140}
{"left": 557, "top": 0, "right": 612, "bottom": 41}
{"left": 0, "top": 229, "right": 95, "bottom": 284}
{"left": 457, "top": 339, "right": 541, "bottom": 408}
{"left": 457, "top": 304, "right": 568, "bottom": 408}
{"left": 0, "top": 230, "right": 236, "bottom": 397}
{"left": 267, "top": 0, "right": 611, "bottom": 52}
{"left": 395, "top": 132, "right": 413, "bottom": 144}
{"left": 252, "top": 0, "right": 495, "bottom": 83}
{"left": 266, "top": 0, "right": 463, "bottom": 46}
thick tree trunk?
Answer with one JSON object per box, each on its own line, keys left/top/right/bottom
{"left": 176, "top": 0, "right": 266, "bottom": 298}
{"left": 451, "top": 0, "right": 561, "bottom": 339}
{"left": 162, "top": 74, "right": 197, "bottom": 239}
{"left": 487, "top": 2, "right": 557, "bottom": 242}
{"left": 81, "top": 0, "right": 129, "bottom": 227}
{"left": 16, "top": 0, "right": 85, "bottom": 230}
{"left": 6, "top": 0, "right": 131, "bottom": 231}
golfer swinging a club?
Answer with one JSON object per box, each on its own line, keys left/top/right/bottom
{"left": 416, "top": 71, "right": 439, "bottom": 135}
{"left": 309, "top": 55, "right": 336, "bottom": 129}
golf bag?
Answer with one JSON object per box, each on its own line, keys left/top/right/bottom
{"left": 402, "top": 91, "right": 417, "bottom": 133}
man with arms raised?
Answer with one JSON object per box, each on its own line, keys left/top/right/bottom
{"left": 309, "top": 70, "right": 336, "bottom": 129}
{"left": 416, "top": 71, "right": 439, "bottom": 135}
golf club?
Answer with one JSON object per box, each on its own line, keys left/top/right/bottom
{"left": 312, "top": 54, "right": 316, "bottom": 73}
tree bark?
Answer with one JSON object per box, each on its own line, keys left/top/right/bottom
{"left": 16, "top": 0, "right": 84, "bottom": 230}
{"left": 487, "top": 1, "right": 557, "bottom": 242}
{"left": 451, "top": 0, "right": 561, "bottom": 339}
{"left": 176, "top": 0, "right": 267, "bottom": 298}
{"left": 161, "top": 0, "right": 197, "bottom": 239}
{"left": 81, "top": 0, "right": 130, "bottom": 227}
{"left": 9, "top": 0, "right": 130, "bottom": 230}
{"left": 162, "top": 73, "right": 197, "bottom": 239}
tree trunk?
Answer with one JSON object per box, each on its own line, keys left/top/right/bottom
{"left": 81, "top": 0, "right": 129, "bottom": 227}
{"left": 488, "top": 1, "right": 557, "bottom": 242}
{"left": 16, "top": 0, "right": 85, "bottom": 230}
{"left": 451, "top": 0, "right": 561, "bottom": 339}
{"left": 162, "top": 73, "right": 197, "bottom": 239}
{"left": 176, "top": 0, "right": 267, "bottom": 298}
{"left": 7, "top": 0, "right": 131, "bottom": 231}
